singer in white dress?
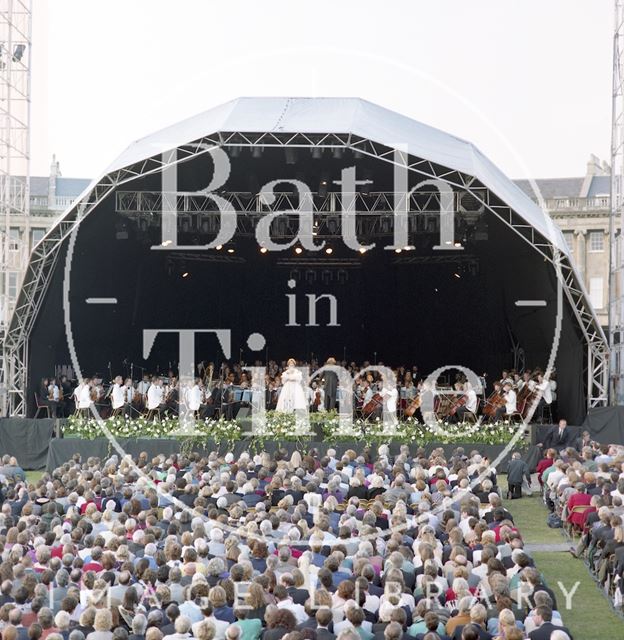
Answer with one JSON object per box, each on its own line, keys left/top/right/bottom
{"left": 276, "top": 358, "right": 308, "bottom": 412}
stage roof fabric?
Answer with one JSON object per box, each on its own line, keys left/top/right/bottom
{"left": 103, "top": 97, "right": 568, "bottom": 255}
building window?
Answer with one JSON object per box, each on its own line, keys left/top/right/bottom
{"left": 8, "top": 228, "right": 19, "bottom": 251}
{"left": 31, "top": 228, "right": 44, "bottom": 248}
{"left": 589, "top": 231, "right": 604, "bottom": 252}
{"left": 7, "top": 272, "right": 18, "bottom": 301}
{"left": 589, "top": 277, "right": 604, "bottom": 309}
{"left": 563, "top": 232, "right": 575, "bottom": 253}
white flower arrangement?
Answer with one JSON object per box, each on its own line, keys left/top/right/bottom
{"left": 63, "top": 413, "right": 522, "bottom": 447}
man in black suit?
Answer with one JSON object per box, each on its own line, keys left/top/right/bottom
{"left": 324, "top": 357, "right": 338, "bottom": 412}
{"left": 528, "top": 606, "right": 573, "bottom": 640}
{"left": 541, "top": 419, "right": 574, "bottom": 451}
{"left": 575, "top": 429, "right": 592, "bottom": 452}
{"left": 314, "top": 608, "right": 335, "bottom": 640}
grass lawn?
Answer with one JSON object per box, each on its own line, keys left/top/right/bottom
{"left": 502, "top": 479, "right": 623, "bottom": 638}
{"left": 25, "top": 470, "right": 44, "bottom": 484}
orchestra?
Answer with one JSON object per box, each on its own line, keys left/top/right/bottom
{"left": 36, "top": 362, "right": 558, "bottom": 424}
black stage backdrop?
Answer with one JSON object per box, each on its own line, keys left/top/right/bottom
{"left": 0, "top": 419, "right": 55, "bottom": 469}
{"left": 26, "top": 150, "right": 587, "bottom": 422}
{"left": 582, "top": 406, "right": 624, "bottom": 444}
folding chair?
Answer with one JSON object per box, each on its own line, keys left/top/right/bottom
{"left": 34, "top": 394, "right": 51, "bottom": 419}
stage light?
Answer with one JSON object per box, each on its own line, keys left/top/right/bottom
{"left": 325, "top": 247, "right": 333, "bottom": 255}
{"left": 216, "top": 245, "right": 223, "bottom": 250}
{"left": 182, "top": 272, "right": 189, "bottom": 278}
{"left": 311, "top": 147, "right": 323, "bottom": 159}
{"left": 260, "top": 247, "right": 268, "bottom": 254}
{"left": 395, "top": 248, "right": 402, "bottom": 254}
{"left": 359, "top": 247, "right": 367, "bottom": 254}
{"left": 252, "top": 146, "right": 263, "bottom": 159}
{"left": 285, "top": 148, "right": 297, "bottom": 165}
{"left": 332, "top": 147, "right": 343, "bottom": 159}
{"left": 227, "top": 248, "right": 235, "bottom": 254}
{"left": 403, "top": 245, "right": 414, "bottom": 251}
{"left": 295, "top": 247, "right": 303, "bottom": 255}
{"left": 161, "top": 240, "right": 172, "bottom": 247}
{"left": 454, "top": 272, "right": 461, "bottom": 279}
{"left": 445, "top": 240, "right": 453, "bottom": 245}
{"left": 229, "top": 146, "right": 242, "bottom": 158}
{"left": 454, "top": 242, "right": 463, "bottom": 248}
{"left": 319, "top": 174, "right": 329, "bottom": 197}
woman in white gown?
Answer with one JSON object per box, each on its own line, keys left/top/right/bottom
{"left": 276, "top": 358, "right": 308, "bottom": 412}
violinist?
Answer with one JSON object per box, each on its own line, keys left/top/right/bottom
{"left": 495, "top": 382, "right": 517, "bottom": 421}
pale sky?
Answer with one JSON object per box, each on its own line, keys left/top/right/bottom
{"left": 30, "top": 0, "right": 613, "bottom": 181}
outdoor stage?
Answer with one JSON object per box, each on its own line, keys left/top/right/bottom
{"left": 4, "top": 97, "right": 608, "bottom": 425}
{"left": 0, "top": 417, "right": 590, "bottom": 472}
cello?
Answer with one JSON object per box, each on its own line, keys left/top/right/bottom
{"left": 363, "top": 393, "right": 383, "bottom": 417}
{"left": 482, "top": 385, "right": 505, "bottom": 418}
{"left": 404, "top": 393, "right": 421, "bottom": 417}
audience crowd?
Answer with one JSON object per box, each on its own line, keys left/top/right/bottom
{"left": 0, "top": 443, "right": 583, "bottom": 640}
{"left": 537, "top": 435, "right": 624, "bottom": 612}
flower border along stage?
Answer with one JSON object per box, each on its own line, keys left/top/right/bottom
{"left": 63, "top": 411, "right": 522, "bottom": 448}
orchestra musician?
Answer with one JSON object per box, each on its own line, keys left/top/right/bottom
{"left": 379, "top": 377, "right": 399, "bottom": 422}
{"left": 136, "top": 374, "right": 150, "bottom": 410}
{"left": 59, "top": 375, "right": 72, "bottom": 416}
{"left": 162, "top": 377, "right": 179, "bottom": 416}
{"left": 74, "top": 378, "right": 93, "bottom": 415}
{"left": 146, "top": 378, "right": 165, "bottom": 416}
{"left": 308, "top": 380, "right": 324, "bottom": 413}
{"left": 124, "top": 378, "right": 135, "bottom": 416}
{"left": 535, "top": 372, "right": 553, "bottom": 423}
{"left": 495, "top": 381, "right": 517, "bottom": 421}
{"left": 111, "top": 376, "right": 125, "bottom": 415}
{"left": 40, "top": 377, "right": 60, "bottom": 418}
{"left": 454, "top": 381, "right": 478, "bottom": 422}
{"left": 185, "top": 378, "right": 203, "bottom": 417}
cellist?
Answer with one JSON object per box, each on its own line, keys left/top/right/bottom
{"left": 454, "top": 381, "right": 478, "bottom": 422}
{"left": 495, "top": 382, "right": 517, "bottom": 421}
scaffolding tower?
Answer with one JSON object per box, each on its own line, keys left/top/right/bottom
{"left": 0, "top": 0, "right": 31, "bottom": 416}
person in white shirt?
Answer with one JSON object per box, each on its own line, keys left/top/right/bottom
{"left": 186, "top": 378, "right": 203, "bottom": 414}
{"left": 495, "top": 383, "right": 516, "bottom": 420}
{"left": 380, "top": 378, "right": 398, "bottom": 421}
{"left": 111, "top": 376, "right": 125, "bottom": 413}
{"left": 535, "top": 373, "right": 553, "bottom": 422}
{"left": 455, "top": 382, "right": 478, "bottom": 421}
{"left": 77, "top": 379, "right": 93, "bottom": 412}
{"left": 146, "top": 379, "right": 164, "bottom": 413}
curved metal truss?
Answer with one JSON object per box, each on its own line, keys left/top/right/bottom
{"left": 2, "top": 130, "right": 609, "bottom": 415}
